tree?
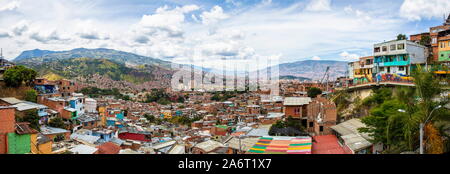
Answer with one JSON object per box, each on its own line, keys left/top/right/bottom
{"left": 16, "top": 110, "right": 40, "bottom": 131}
{"left": 48, "top": 117, "right": 66, "bottom": 129}
{"left": 359, "top": 66, "right": 446, "bottom": 153}
{"left": 268, "top": 117, "right": 307, "bottom": 136}
{"left": 397, "top": 34, "right": 407, "bottom": 40}
{"left": 419, "top": 35, "right": 431, "bottom": 46}
{"left": 359, "top": 100, "right": 408, "bottom": 151}
{"left": 24, "top": 89, "right": 38, "bottom": 103}
{"left": 144, "top": 114, "right": 156, "bottom": 123}
{"left": 3, "top": 65, "right": 37, "bottom": 87}
{"left": 307, "top": 87, "right": 322, "bottom": 98}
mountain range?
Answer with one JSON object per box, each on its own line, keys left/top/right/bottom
{"left": 14, "top": 48, "right": 172, "bottom": 68}
{"left": 14, "top": 48, "right": 349, "bottom": 88}
{"left": 276, "top": 60, "right": 348, "bottom": 81}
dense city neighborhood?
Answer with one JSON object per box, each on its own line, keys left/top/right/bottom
{"left": 0, "top": 2, "right": 449, "bottom": 156}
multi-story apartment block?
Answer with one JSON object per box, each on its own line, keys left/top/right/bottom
{"left": 353, "top": 56, "right": 374, "bottom": 84}
{"left": 373, "top": 40, "right": 427, "bottom": 78}
{"left": 430, "top": 15, "right": 450, "bottom": 62}
{"left": 437, "top": 29, "right": 450, "bottom": 62}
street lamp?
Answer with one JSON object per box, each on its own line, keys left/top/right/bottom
{"left": 398, "top": 105, "right": 442, "bottom": 154}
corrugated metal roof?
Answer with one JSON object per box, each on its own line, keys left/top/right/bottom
{"left": 168, "top": 144, "right": 186, "bottom": 154}
{"left": 0, "top": 97, "right": 23, "bottom": 105}
{"left": 194, "top": 140, "right": 224, "bottom": 152}
{"left": 40, "top": 126, "right": 70, "bottom": 135}
{"left": 283, "top": 97, "right": 312, "bottom": 106}
{"left": 331, "top": 119, "right": 373, "bottom": 152}
{"left": 331, "top": 119, "right": 367, "bottom": 136}
{"left": 224, "top": 137, "right": 259, "bottom": 152}
{"left": 70, "top": 133, "right": 100, "bottom": 144}
{"left": 247, "top": 128, "right": 269, "bottom": 137}
{"left": 12, "top": 102, "right": 46, "bottom": 111}
{"left": 341, "top": 134, "right": 372, "bottom": 152}
{"left": 70, "top": 144, "right": 98, "bottom": 154}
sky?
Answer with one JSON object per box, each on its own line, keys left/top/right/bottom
{"left": 0, "top": 0, "right": 450, "bottom": 69}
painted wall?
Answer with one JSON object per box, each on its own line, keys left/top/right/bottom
{"left": 7, "top": 133, "right": 31, "bottom": 154}
{"left": 438, "top": 50, "right": 450, "bottom": 62}
{"left": 406, "top": 42, "right": 427, "bottom": 64}
{"left": 31, "top": 134, "right": 52, "bottom": 154}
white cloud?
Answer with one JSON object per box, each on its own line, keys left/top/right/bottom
{"left": 311, "top": 56, "right": 321, "bottom": 60}
{"left": 200, "top": 6, "right": 229, "bottom": 25}
{"left": 137, "top": 5, "right": 199, "bottom": 38}
{"left": 0, "top": 0, "right": 20, "bottom": 12}
{"left": 0, "top": 30, "right": 11, "bottom": 38}
{"left": 305, "top": 0, "right": 332, "bottom": 12}
{"left": 0, "top": 0, "right": 413, "bottom": 64}
{"left": 344, "top": 5, "right": 371, "bottom": 21}
{"left": 30, "top": 31, "right": 70, "bottom": 44}
{"left": 12, "top": 21, "right": 29, "bottom": 36}
{"left": 339, "top": 51, "right": 359, "bottom": 61}
{"left": 400, "top": 0, "right": 450, "bottom": 21}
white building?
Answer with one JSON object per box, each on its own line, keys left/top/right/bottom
{"left": 84, "top": 98, "right": 97, "bottom": 113}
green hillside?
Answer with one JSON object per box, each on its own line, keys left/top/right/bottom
{"left": 19, "top": 57, "right": 159, "bottom": 84}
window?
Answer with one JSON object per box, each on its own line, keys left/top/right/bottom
{"left": 382, "top": 46, "right": 387, "bottom": 52}
{"left": 309, "top": 122, "right": 313, "bottom": 127}
{"left": 380, "top": 67, "right": 384, "bottom": 71}
{"left": 390, "top": 44, "right": 396, "bottom": 51}
{"left": 319, "top": 126, "right": 324, "bottom": 132}
{"left": 374, "top": 47, "right": 380, "bottom": 53}
{"left": 294, "top": 108, "right": 300, "bottom": 114}
{"left": 399, "top": 66, "right": 405, "bottom": 71}
{"left": 397, "top": 43, "right": 405, "bottom": 50}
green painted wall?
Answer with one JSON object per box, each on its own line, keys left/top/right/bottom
{"left": 439, "top": 51, "right": 450, "bottom": 62}
{"left": 7, "top": 133, "right": 31, "bottom": 154}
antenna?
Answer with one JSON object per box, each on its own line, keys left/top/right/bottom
{"left": 0, "top": 48, "right": 3, "bottom": 59}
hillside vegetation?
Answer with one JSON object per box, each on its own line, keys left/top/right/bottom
{"left": 19, "top": 58, "right": 159, "bottom": 84}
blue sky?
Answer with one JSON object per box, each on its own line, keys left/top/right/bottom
{"left": 0, "top": 0, "right": 449, "bottom": 68}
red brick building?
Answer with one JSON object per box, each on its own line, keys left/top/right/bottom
{"left": 0, "top": 106, "right": 15, "bottom": 154}
{"left": 56, "top": 79, "right": 79, "bottom": 97}
{"left": 307, "top": 97, "right": 337, "bottom": 136}
{"left": 283, "top": 97, "right": 311, "bottom": 119}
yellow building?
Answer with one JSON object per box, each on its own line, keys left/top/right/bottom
{"left": 353, "top": 56, "right": 374, "bottom": 84}
{"left": 161, "top": 110, "right": 172, "bottom": 119}
{"left": 98, "top": 106, "right": 107, "bottom": 126}
{"left": 438, "top": 36, "right": 450, "bottom": 62}
{"left": 31, "top": 134, "right": 53, "bottom": 154}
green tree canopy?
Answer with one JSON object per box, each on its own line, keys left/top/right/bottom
{"left": 397, "top": 34, "right": 407, "bottom": 40}
{"left": 16, "top": 110, "right": 40, "bottom": 131}
{"left": 3, "top": 65, "right": 37, "bottom": 87}
{"left": 307, "top": 87, "right": 322, "bottom": 98}
{"left": 48, "top": 117, "right": 66, "bottom": 129}
{"left": 24, "top": 89, "right": 38, "bottom": 103}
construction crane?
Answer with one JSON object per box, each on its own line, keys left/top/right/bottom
{"left": 320, "top": 66, "right": 330, "bottom": 93}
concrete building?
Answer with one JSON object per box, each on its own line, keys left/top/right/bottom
{"left": 373, "top": 40, "right": 427, "bottom": 79}
{"left": 283, "top": 97, "right": 311, "bottom": 119}
{"left": 353, "top": 56, "right": 374, "bottom": 84}
{"left": 430, "top": 14, "right": 450, "bottom": 62}
{"left": 84, "top": 98, "right": 97, "bottom": 113}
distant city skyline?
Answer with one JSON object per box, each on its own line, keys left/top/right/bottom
{"left": 0, "top": 0, "right": 449, "bottom": 68}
